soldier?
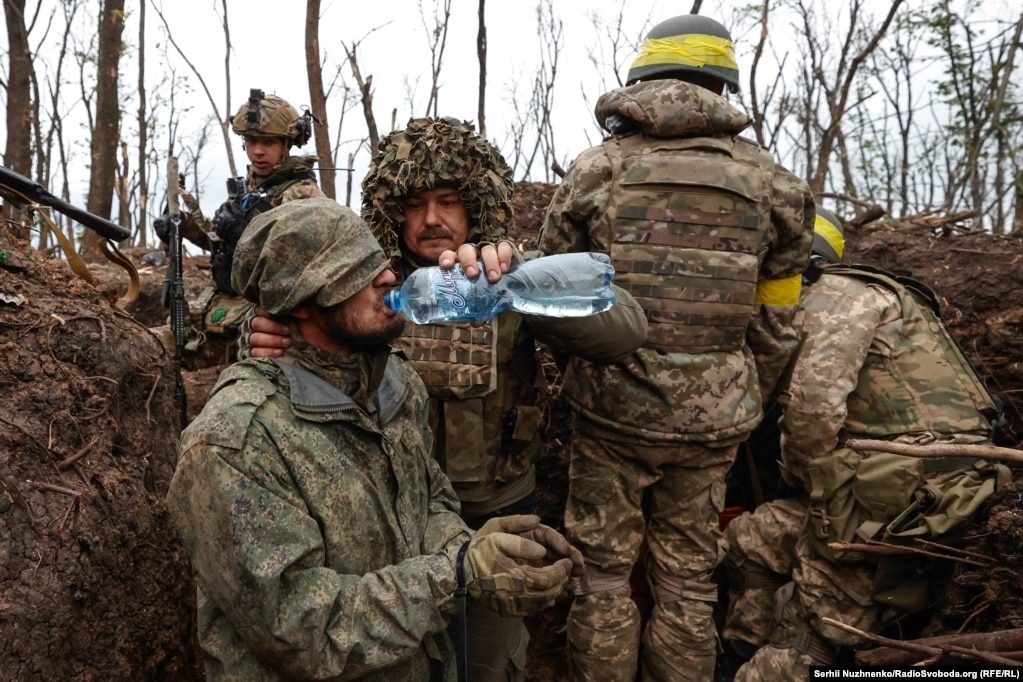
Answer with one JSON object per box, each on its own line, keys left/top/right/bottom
{"left": 153, "top": 89, "right": 324, "bottom": 369}
{"left": 536, "top": 15, "right": 815, "bottom": 681}
{"left": 245, "top": 116, "right": 648, "bottom": 682}
{"left": 165, "top": 197, "right": 583, "bottom": 681}
{"left": 721, "top": 207, "right": 1011, "bottom": 680}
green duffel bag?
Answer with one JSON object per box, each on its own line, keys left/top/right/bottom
{"left": 806, "top": 446, "right": 1011, "bottom": 612}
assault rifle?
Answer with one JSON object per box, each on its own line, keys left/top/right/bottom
{"left": 162, "top": 157, "right": 188, "bottom": 428}
{"left": 0, "top": 165, "right": 130, "bottom": 241}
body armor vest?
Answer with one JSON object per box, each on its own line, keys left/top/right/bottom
{"left": 390, "top": 288, "right": 543, "bottom": 506}
{"left": 210, "top": 157, "right": 318, "bottom": 296}
{"left": 602, "top": 133, "right": 775, "bottom": 353}
{"left": 816, "top": 264, "right": 996, "bottom": 438}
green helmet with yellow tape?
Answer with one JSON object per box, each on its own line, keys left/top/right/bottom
{"left": 626, "top": 15, "right": 740, "bottom": 93}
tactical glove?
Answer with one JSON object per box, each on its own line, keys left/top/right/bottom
{"left": 212, "top": 200, "right": 247, "bottom": 247}
{"left": 464, "top": 514, "right": 581, "bottom": 617}
{"left": 153, "top": 214, "right": 172, "bottom": 243}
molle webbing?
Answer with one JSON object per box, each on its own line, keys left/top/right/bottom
{"left": 243, "top": 167, "right": 318, "bottom": 216}
{"left": 392, "top": 321, "right": 495, "bottom": 395}
{"left": 604, "top": 134, "right": 772, "bottom": 353}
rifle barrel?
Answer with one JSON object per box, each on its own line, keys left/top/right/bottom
{"left": 0, "top": 165, "right": 131, "bottom": 242}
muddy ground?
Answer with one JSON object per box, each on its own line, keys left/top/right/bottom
{"left": 2, "top": 182, "right": 1022, "bottom": 680}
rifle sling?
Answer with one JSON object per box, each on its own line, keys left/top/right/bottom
{"left": 36, "top": 205, "right": 140, "bottom": 309}
{"left": 36, "top": 207, "right": 93, "bottom": 283}
{"left": 101, "top": 239, "right": 140, "bottom": 309}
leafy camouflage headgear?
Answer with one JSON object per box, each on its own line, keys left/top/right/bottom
{"left": 360, "top": 116, "right": 514, "bottom": 260}
{"left": 232, "top": 197, "right": 390, "bottom": 316}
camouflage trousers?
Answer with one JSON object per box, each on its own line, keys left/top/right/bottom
{"left": 723, "top": 500, "right": 883, "bottom": 682}
{"left": 721, "top": 497, "right": 806, "bottom": 649}
{"left": 563, "top": 424, "right": 739, "bottom": 681}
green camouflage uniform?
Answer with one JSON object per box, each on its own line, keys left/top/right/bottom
{"left": 166, "top": 197, "right": 472, "bottom": 681}
{"left": 725, "top": 264, "right": 1008, "bottom": 681}
{"left": 361, "top": 117, "right": 647, "bottom": 682}
{"left": 537, "top": 79, "right": 814, "bottom": 681}
{"left": 155, "top": 155, "right": 324, "bottom": 370}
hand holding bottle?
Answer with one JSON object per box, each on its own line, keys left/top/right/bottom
{"left": 384, "top": 251, "right": 617, "bottom": 325}
{"left": 439, "top": 241, "right": 516, "bottom": 283}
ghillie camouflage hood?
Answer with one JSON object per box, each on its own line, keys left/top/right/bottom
{"left": 360, "top": 116, "right": 514, "bottom": 261}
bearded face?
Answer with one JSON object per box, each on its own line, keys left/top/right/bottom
{"left": 313, "top": 278, "right": 406, "bottom": 352}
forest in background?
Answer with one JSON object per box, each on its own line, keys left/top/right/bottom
{"left": 2, "top": 0, "right": 1023, "bottom": 261}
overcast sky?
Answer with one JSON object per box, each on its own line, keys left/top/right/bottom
{"left": 6, "top": 0, "right": 974, "bottom": 232}
{"left": 141, "top": 0, "right": 677, "bottom": 214}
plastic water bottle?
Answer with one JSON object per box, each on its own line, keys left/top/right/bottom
{"left": 384, "top": 252, "right": 617, "bottom": 324}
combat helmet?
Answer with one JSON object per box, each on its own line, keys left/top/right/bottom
{"left": 231, "top": 88, "right": 313, "bottom": 148}
{"left": 626, "top": 15, "right": 740, "bottom": 93}
{"left": 361, "top": 116, "right": 514, "bottom": 260}
{"left": 812, "top": 206, "right": 845, "bottom": 263}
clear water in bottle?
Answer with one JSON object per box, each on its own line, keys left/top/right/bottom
{"left": 384, "top": 252, "right": 616, "bottom": 324}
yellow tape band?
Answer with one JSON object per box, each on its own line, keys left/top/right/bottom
{"left": 755, "top": 274, "right": 802, "bottom": 306}
{"left": 631, "top": 34, "right": 738, "bottom": 72}
{"left": 814, "top": 214, "right": 845, "bottom": 260}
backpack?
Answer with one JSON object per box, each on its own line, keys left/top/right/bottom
{"left": 806, "top": 446, "right": 1010, "bottom": 612}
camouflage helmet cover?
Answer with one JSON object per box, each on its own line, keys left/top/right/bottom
{"left": 626, "top": 15, "right": 740, "bottom": 93}
{"left": 231, "top": 90, "right": 311, "bottom": 147}
{"left": 812, "top": 206, "right": 845, "bottom": 263}
{"left": 360, "top": 116, "right": 514, "bottom": 260}
{"left": 232, "top": 197, "right": 390, "bottom": 316}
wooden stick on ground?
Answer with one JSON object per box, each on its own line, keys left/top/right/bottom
{"left": 821, "top": 618, "right": 1023, "bottom": 667}
{"left": 827, "top": 540, "right": 992, "bottom": 567}
{"left": 855, "top": 627, "right": 1023, "bottom": 667}
{"left": 845, "top": 438, "right": 1023, "bottom": 464}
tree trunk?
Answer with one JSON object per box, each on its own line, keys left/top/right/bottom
{"left": 1013, "top": 170, "right": 1023, "bottom": 235}
{"left": 3, "top": 0, "right": 34, "bottom": 242}
{"left": 305, "top": 0, "right": 335, "bottom": 199}
{"left": 137, "top": 0, "right": 148, "bottom": 248}
{"left": 83, "top": 0, "right": 126, "bottom": 261}
{"left": 477, "top": 0, "right": 487, "bottom": 139}
{"left": 345, "top": 43, "right": 379, "bottom": 153}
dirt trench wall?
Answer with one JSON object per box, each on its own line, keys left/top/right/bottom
{"left": 0, "top": 229, "right": 202, "bottom": 681}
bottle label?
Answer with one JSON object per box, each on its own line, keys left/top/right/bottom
{"left": 435, "top": 267, "right": 469, "bottom": 312}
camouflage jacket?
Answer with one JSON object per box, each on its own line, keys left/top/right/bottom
{"left": 539, "top": 80, "right": 814, "bottom": 443}
{"left": 178, "top": 155, "right": 324, "bottom": 252}
{"left": 780, "top": 264, "right": 997, "bottom": 488}
{"left": 165, "top": 340, "right": 469, "bottom": 681}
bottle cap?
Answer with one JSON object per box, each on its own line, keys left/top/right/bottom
{"left": 384, "top": 290, "right": 401, "bottom": 312}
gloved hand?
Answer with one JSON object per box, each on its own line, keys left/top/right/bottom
{"left": 153, "top": 214, "right": 172, "bottom": 243}
{"left": 212, "top": 200, "right": 247, "bottom": 247}
{"left": 464, "top": 514, "right": 582, "bottom": 617}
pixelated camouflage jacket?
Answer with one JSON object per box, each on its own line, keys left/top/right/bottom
{"left": 539, "top": 79, "right": 814, "bottom": 443}
{"left": 165, "top": 341, "right": 470, "bottom": 681}
{"left": 177, "top": 155, "right": 324, "bottom": 252}
{"left": 780, "top": 264, "right": 997, "bottom": 486}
